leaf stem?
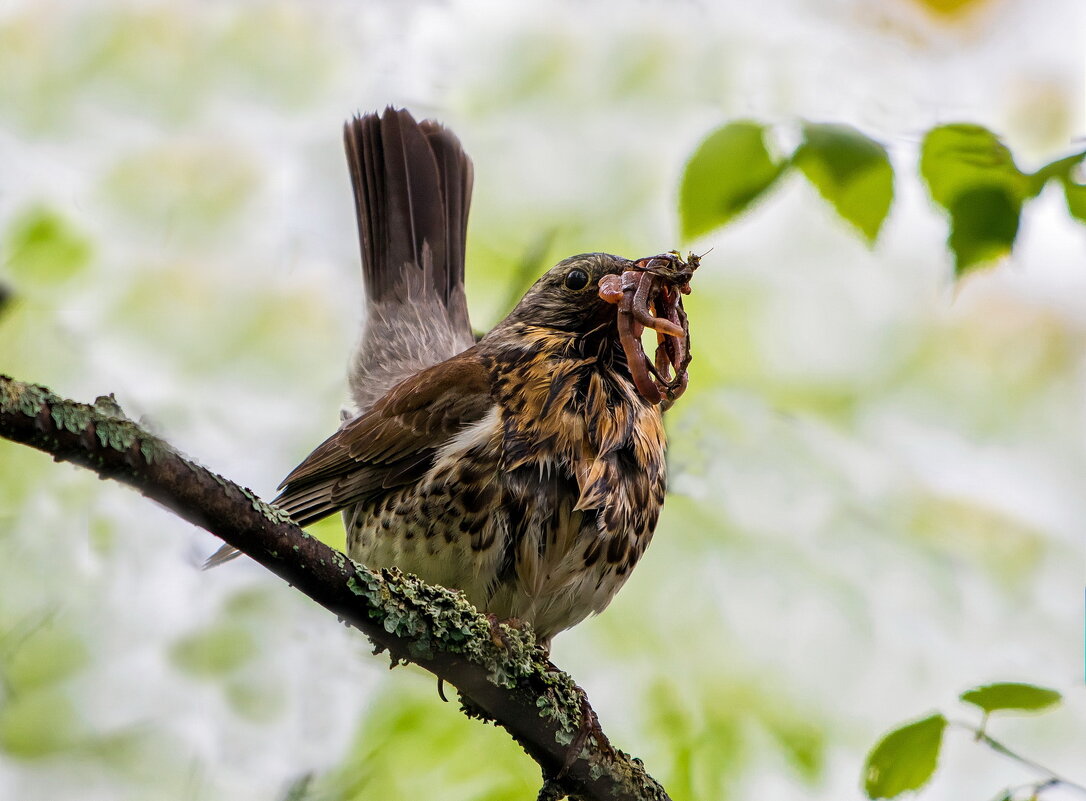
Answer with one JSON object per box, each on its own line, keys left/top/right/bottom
{"left": 948, "top": 719, "right": 1086, "bottom": 797}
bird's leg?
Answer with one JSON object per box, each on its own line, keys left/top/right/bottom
{"left": 484, "top": 613, "right": 527, "bottom": 650}
{"left": 539, "top": 659, "right": 615, "bottom": 779}
{"left": 557, "top": 688, "right": 614, "bottom": 778}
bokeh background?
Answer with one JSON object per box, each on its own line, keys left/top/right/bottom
{"left": 0, "top": 1, "right": 1083, "bottom": 800}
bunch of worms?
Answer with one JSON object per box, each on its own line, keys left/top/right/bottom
{"left": 598, "top": 251, "right": 699, "bottom": 409}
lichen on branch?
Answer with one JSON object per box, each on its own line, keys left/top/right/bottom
{"left": 0, "top": 374, "right": 670, "bottom": 801}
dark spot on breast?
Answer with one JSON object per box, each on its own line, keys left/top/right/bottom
{"left": 495, "top": 490, "right": 533, "bottom": 582}
{"left": 457, "top": 462, "right": 488, "bottom": 487}
{"left": 583, "top": 538, "right": 604, "bottom": 567}
{"left": 614, "top": 442, "right": 640, "bottom": 472}
{"left": 461, "top": 484, "right": 496, "bottom": 515}
{"left": 471, "top": 529, "right": 495, "bottom": 551}
{"left": 606, "top": 534, "right": 628, "bottom": 564}
{"left": 604, "top": 503, "right": 626, "bottom": 533}
{"left": 540, "top": 370, "right": 577, "bottom": 417}
{"left": 503, "top": 432, "right": 547, "bottom": 468}
{"left": 572, "top": 370, "right": 594, "bottom": 408}
{"left": 642, "top": 507, "right": 660, "bottom": 537}
{"left": 606, "top": 373, "right": 632, "bottom": 406}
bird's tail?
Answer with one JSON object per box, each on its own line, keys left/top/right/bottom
{"left": 343, "top": 107, "right": 476, "bottom": 413}
{"left": 344, "top": 107, "right": 473, "bottom": 313}
{"left": 203, "top": 108, "right": 476, "bottom": 571}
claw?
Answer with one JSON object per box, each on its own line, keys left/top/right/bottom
{"left": 557, "top": 685, "right": 615, "bottom": 779}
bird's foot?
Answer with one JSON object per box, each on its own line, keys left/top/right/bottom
{"left": 483, "top": 613, "right": 525, "bottom": 650}
{"left": 556, "top": 688, "right": 614, "bottom": 778}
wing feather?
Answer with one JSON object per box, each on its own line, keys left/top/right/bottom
{"left": 274, "top": 352, "right": 492, "bottom": 527}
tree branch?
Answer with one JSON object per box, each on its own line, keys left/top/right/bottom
{"left": 0, "top": 375, "right": 670, "bottom": 801}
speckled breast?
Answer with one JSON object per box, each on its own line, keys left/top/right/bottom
{"left": 346, "top": 346, "right": 668, "bottom": 645}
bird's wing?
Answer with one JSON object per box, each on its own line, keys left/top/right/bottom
{"left": 344, "top": 108, "right": 476, "bottom": 414}
{"left": 273, "top": 352, "right": 492, "bottom": 528}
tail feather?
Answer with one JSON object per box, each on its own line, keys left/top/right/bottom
{"left": 344, "top": 107, "right": 476, "bottom": 413}
{"left": 344, "top": 107, "right": 472, "bottom": 318}
{"left": 419, "top": 118, "right": 473, "bottom": 310}
{"left": 205, "top": 108, "right": 476, "bottom": 571}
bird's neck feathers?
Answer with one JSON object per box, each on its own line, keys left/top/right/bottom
{"left": 480, "top": 322, "right": 665, "bottom": 488}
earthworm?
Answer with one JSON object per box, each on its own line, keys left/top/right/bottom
{"left": 598, "top": 251, "right": 699, "bottom": 407}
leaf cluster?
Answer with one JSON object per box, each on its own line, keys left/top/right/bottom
{"left": 680, "top": 121, "right": 1086, "bottom": 275}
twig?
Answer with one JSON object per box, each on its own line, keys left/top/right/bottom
{"left": 949, "top": 720, "right": 1086, "bottom": 798}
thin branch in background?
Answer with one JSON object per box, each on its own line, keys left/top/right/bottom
{"left": 949, "top": 720, "right": 1086, "bottom": 798}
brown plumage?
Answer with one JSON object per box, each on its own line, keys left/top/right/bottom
{"left": 209, "top": 108, "right": 694, "bottom": 648}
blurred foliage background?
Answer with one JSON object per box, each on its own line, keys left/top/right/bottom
{"left": 0, "top": 1, "right": 1083, "bottom": 800}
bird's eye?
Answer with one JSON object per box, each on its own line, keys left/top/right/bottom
{"left": 564, "top": 268, "right": 590, "bottom": 291}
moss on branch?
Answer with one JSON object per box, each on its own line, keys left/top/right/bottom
{"left": 0, "top": 374, "right": 670, "bottom": 801}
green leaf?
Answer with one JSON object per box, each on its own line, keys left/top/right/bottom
{"left": 863, "top": 713, "right": 947, "bottom": 799}
{"left": 313, "top": 682, "right": 537, "bottom": 801}
{"left": 921, "top": 124, "right": 1028, "bottom": 207}
{"left": 793, "top": 122, "right": 894, "bottom": 243}
{"left": 920, "top": 124, "right": 1029, "bottom": 275}
{"left": 0, "top": 689, "right": 82, "bottom": 758}
{"left": 679, "top": 120, "right": 784, "bottom": 240}
{"left": 102, "top": 145, "right": 257, "bottom": 240}
{"left": 169, "top": 624, "right": 256, "bottom": 678}
{"left": 4, "top": 623, "right": 89, "bottom": 693}
{"left": 1026, "top": 150, "right": 1086, "bottom": 223}
{"left": 946, "top": 186, "right": 1020, "bottom": 276}
{"left": 3, "top": 206, "right": 93, "bottom": 284}
{"left": 1064, "top": 175, "right": 1086, "bottom": 223}
{"left": 1027, "top": 150, "right": 1086, "bottom": 197}
{"left": 768, "top": 720, "right": 825, "bottom": 781}
{"left": 225, "top": 675, "right": 284, "bottom": 723}
{"left": 959, "top": 683, "right": 1062, "bottom": 714}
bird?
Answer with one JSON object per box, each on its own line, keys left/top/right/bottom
{"left": 208, "top": 107, "right": 695, "bottom": 649}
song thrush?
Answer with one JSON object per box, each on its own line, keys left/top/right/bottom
{"left": 209, "top": 108, "right": 697, "bottom": 648}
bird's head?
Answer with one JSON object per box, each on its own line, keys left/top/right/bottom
{"left": 488, "top": 251, "right": 698, "bottom": 407}
{"left": 495, "top": 252, "right": 633, "bottom": 334}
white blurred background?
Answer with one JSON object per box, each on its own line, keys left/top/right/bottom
{"left": 0, "top": 1, "right": 1083, "bottom": 800}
